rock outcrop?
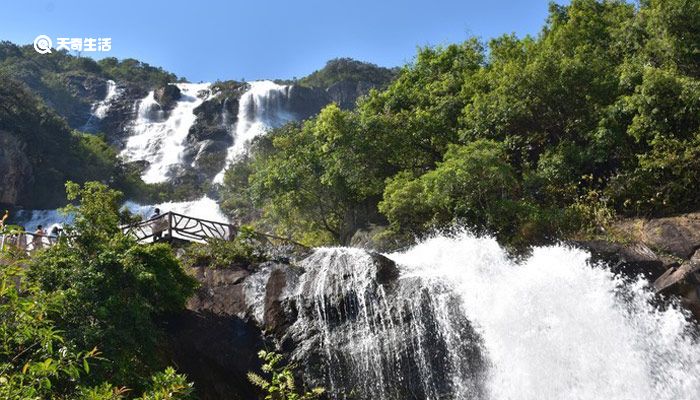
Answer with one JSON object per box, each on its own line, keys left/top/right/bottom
{"left": 577, "top": 213, "right": 700, "bottom": 319}
{"left": 575, "top": 240, "right": 667, "bottom": 281}
{"left": 168, "top": 250, "right": 407, "bottom": 399}
{"left": 154, "top": 84, "right": 182, "bottom": 111}
{"left": 0, "top": 131, "right": 31, "bottom": 207}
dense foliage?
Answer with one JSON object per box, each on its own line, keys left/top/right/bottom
{"left": 222, "top": 0, "right": 700, "bottom": 246}
{"left": 0, "top": 41, "right": 177, "bottom": 125}
{"left": 0, "top": 181, "right": 199, "bottom": 397}
{"left": 0, "top": 257, "right": 194, "bottom": 399}
{"left": 297, "top": 58, "right": 398, "bottom": 88}
{"left": 0, "top": 77, "right": 151, "bottom": 209}
{"left": 181, "top": 227, "right": 268, "bottom": 270}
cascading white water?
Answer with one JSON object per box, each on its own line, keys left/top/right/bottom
{"left": 123, "top": 196, "right": 228, "bottom": 223}
{"left": 82, "top": 79, "right": 122, "bottom": 131}
{"left": 213, "top": 80, "right": 293, "bottom": 183}
{"left": 121, "top": 83, "right": 212, "bottom": 184}
{"left": 292, "top": 248, "right": 486, "bottom": 400}
{"left": 290, "top": 232, "right": 700, "bottom": 400}
{"left": 92, "top": 79, "right": 120, "bottom": 119}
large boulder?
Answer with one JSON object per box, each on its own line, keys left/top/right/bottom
{"left": 575, "top": 240, "right": 667, "bottom": 281}
{"left": 613, "top": 214, "right": 700, "bottom": 259}
{"left": 653, "top": 249, "right": 700, "bottom": 319}
{"left": 154, "top": 84, "right": 181, "bottom": 111}
{"left": 641, "top": 216, "right": 700, "bottom": 258}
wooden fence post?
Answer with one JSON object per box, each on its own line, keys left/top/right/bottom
{"left": 167, "top": 212, "right": 173, "bottom": 240}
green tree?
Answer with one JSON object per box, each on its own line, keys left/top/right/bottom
{"left": 29, "top": 182, "right": 198, "bottom": 390}
{"left": 380, "top": 140, "right": 525, "bottom": 239}
{"left": 0, "top": 259, "right": 97, "bottom": 399}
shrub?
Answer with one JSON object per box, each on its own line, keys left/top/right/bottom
{"left": 247, "top": 351, "right": 324, "bottom": 400}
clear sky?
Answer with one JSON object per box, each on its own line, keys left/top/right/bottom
{"left": 1, "top": 0, "right": 564, "bottom": 82}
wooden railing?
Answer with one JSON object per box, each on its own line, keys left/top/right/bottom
{"left": 1, "top": 212, "right": 306, "bottom": 252}
{"left": 0, "top": 231, "right": 59, "bottom": 253}
{"left": 120, "top": 212, "right": 237, "bottom": 243}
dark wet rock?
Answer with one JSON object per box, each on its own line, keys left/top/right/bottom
{"left": 576, "top": 240, "right": 666, "bottom": 281}
{"left": 654, "top": 249, "right": 700, "bottom": 294}
{"left": 287, "top": 86, "right": 331, "bottom": 120}
{"left": 372, "top": 252, "right": 400, "bottom": 284}
{"left": 264, "top": 266, "right": 302, "bottom": 336}
{"left": 186, "top": 140, "right": 230, "bottom": 178}
{"left": 100, "top": 84, "right": 148, "bottom": 145}
{"left": 164, "top": 310, "right": 263, "bottom": 400}
{"left": 154, "top": 84, "right": 181, "bottom": 111}
{"left": 654, "top": 249, "right": 700, "bottom": 319}
{"left": 186, "top": 266, "right": 251, "bottom": 316}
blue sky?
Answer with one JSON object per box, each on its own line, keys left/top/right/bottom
{"left": 1, "top": 0, "right": 563, "bottom": 82}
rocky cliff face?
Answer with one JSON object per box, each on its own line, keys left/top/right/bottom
{"left": 170, "top": 247, "right": 487, "bottom": 400}
{"left": 0, "top": 131, "right": 31, "bottom": 207}
{"left": 170, "top": 213, "right": 700, "bottom": 399}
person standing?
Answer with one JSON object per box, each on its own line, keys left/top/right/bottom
{"left": 152, "top": 208, "right": 163, "bottom": 242}
{"left": 32, "top": 225, "right": 46, "bottom": 250}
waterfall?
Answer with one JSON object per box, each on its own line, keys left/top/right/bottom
{"left": 93, "top": 79, "right": 120, "bottom": 119}
{"left": 287, "top": 232, "right": 700, "bottom": 400}
{"left": 291, "top": 248, "right": 486, "bottom": 400}
{"left": 213, "top": 80, "right": 293, "bottom": 183}
{"left": 121, "top": 83, "right": 212, "bottom": 184}
{"left": 82, "top": 79, "right": 121, "bottom": 131}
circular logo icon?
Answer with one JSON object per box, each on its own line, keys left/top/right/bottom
{"left": 33, "top": 35, "right": 53, "bottom": 54}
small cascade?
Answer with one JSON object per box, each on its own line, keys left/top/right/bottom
{"left": 289, "top": 248, "right": 487, "bottom": 400}
{"left": 271, "top": 232, "right": 700, "bottom": 400}
{"left": 213, "top": 81, "right": 293, "bottom": 183}
{"left": 221, "top": 97, "right": 231, "bottom": 127}
{"left": 82, "top": 79, "right": 121, "bottom": 131}
{"left": 121, "top": 83, "right": 212, "bottom": 184}
{"left": 93, "top": 79, "right": 120, "bottom": 119}
{"left": 123, "top": 196, "right": 228, "bottom": 223}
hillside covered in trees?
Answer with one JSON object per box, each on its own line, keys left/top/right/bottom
{"left": 221, "top": 0, "right": 700, "bottom": 247}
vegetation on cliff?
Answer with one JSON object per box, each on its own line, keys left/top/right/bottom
{"left": 297, "top": 58, "right": 398, "bottom": 89}
{"left": 1, "top": 182, "right": 197, "bottom": 398}
{"left": 222, "top": 0, "right": 700, "bottom": 246}
{"left": 0, "top": 77, "right": 154, "bottom": 209}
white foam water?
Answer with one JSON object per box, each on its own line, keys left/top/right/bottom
{"left": 92, "top": 79, "right": 121, "bottom": 119}
{"left": 123, "top": 196, "right": 228, "bottom": 223}
{"left": 213, "top": 80, "right": 293, "bottom": 183}
{"left": 121, "top": 83, "right": 212, "bottom": 184}
{"left": 384, "top": 232, "right": 700, "bottom": 400}
{"left": 12, "top": 209, "right": 71, "bottom": 233}
{"left": 81, "top": 79, "right": 122, "bottom": 131}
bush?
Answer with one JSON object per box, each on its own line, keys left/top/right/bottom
{"left": 0, "top": 259, "right": 97, "bottom": 399}
{"left": 28, "top": 182, "right": 198, "bottom": 390}
{"left": 247, "top": 351, "right": 324, "bottom": 400}
{"left": 182, "top": 227, "right": 267, "bottom": 269}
